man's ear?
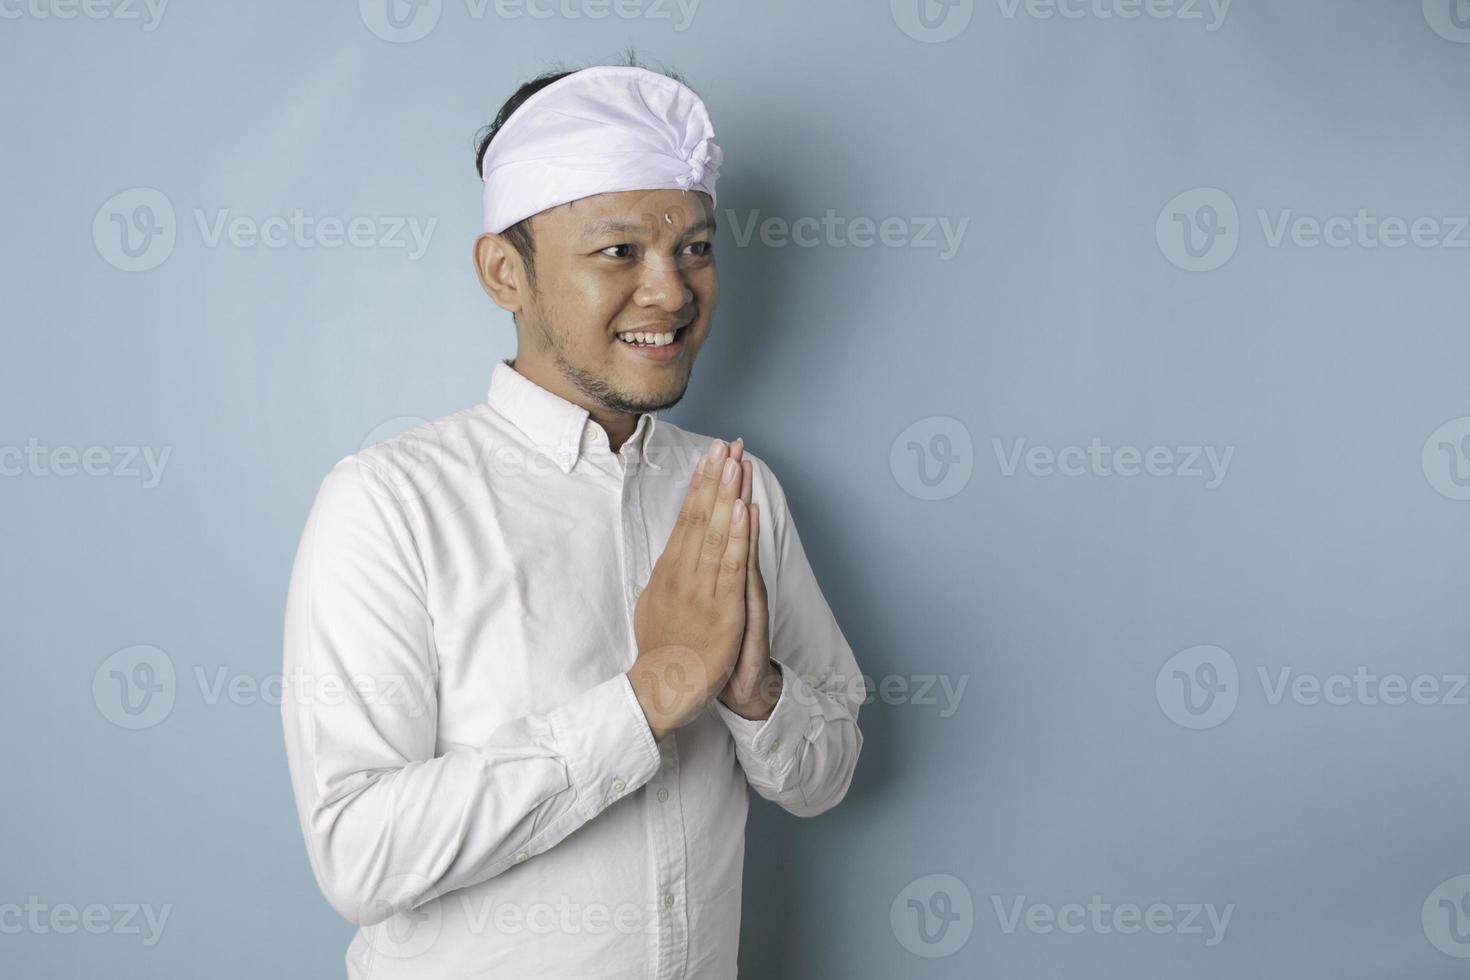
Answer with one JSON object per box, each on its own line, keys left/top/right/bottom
{"left": 474, "top": 232, "right": 527, "bottom": 314}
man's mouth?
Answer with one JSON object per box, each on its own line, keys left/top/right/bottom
{"left": 615, "top": 323, "right": 690, "bottom": 349}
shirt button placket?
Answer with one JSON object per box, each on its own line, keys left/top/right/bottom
{"left": 627, "top": 454, "right": 689, "bottom": 980}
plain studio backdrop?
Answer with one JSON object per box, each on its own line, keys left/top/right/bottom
{"left": 3, "top": 1, "right": 1469, "bottom": 977}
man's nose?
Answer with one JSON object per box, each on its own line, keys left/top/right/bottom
{"left": 635, "top": 256, "right": 694, "bottom": 313}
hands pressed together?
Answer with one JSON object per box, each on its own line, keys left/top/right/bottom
{"left": 626, "top": 436, "right": 784, "bottom": 742}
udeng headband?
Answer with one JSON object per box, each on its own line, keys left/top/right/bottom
{"left": 479, "top": 66, "right": 724, "bottom": 234}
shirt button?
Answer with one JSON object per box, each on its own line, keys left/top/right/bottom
{"left": 656, "top": 787, "right": 669, "bottom": 803}
{"left": 514, "top": 851, "right": 528, "bottom": 863}
{"left": 632, "top": 583, "right": 644, "bottom": 598}
{"left": 611, "top": 778, "right": 626, "bottom": 794}
{"left": 663, "top": 892, "right": 674, "bottom": 908}
{"left": 557, "top": 450, "right": 572, "bottom": 465}
{"left": 769, "top": 738, "right": 781, "bottom": 752}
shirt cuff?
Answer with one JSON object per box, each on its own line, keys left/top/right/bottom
{"left": 712, "top": 658, "right": 812, "bottom": 786}
{"left": 547, "top": 671, "right": 662, "bottom": 822}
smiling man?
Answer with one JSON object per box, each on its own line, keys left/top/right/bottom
{"left": 280, "top": 60, "right": 864, "bottom": 979}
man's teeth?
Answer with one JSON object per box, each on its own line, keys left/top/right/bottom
{"left": 618, "top": 329, "right": 678, "bottom": 347}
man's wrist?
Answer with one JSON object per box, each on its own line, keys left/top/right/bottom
{"left": 718, "top": 660, "right": 783, "bottom": 720}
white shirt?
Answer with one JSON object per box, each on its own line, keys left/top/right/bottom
{"left": 280, "top": 358, "right": 864, "bottom": 979}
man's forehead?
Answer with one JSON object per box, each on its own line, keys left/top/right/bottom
{"left": 540, "top": 190, "right": 714, "bottom": 238}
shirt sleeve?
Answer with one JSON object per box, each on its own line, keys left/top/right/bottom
{"left": 280, "top": 455, "right": 661, "bottom": 927}
{"left": 711, "top": 455, "right": 865, "bottom": 818}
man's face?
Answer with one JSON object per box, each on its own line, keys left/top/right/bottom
{"left": 516, "top": 188, "right": 718, "bottom": 415}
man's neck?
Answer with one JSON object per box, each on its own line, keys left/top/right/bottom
{"left": 508, "top": 356, "right": 638, "bottom": 453}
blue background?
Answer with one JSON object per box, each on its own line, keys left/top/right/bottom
{"left": 3, "top": 0, "right": 1469, "bottom": 976}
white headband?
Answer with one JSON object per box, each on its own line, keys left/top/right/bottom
{"left": 479, "top": 65, "right": 723, "bottom": 234}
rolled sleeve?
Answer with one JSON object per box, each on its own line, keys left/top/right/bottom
{"left": 713, "top": 658, "right": 807, "bottom": 784}
{"left": 548, "top": 671, "right": 662, "bottom": 822}
{"left": 713, "top": 454, "right": 865, "bottom": 818}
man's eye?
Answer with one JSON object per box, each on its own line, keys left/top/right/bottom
{"left": 684, "top": 241, "right": 713, "bottom": 256}
{"left": 599, "top": 244, "right": 635, "bottom": 259}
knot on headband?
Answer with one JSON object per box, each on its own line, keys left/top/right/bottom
{"left": 678, "top": 135, "right": 721, "bottom": 191}
{"left": 480, "top": 66, "right": 723, "bottom": 234}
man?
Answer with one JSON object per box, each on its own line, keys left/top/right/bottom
{"left": 280, "top": 60, "right": 864, "bottom": 979}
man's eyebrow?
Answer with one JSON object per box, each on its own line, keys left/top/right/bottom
{"left": 582, "top": 215, "right": 718, "bottom": 239}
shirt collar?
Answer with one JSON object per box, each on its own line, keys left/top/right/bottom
{"left": 486, "top": 357, "right": 665, "bottom": 474}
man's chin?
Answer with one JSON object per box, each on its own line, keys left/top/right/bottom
{"left": 611, "top": 375, "right": 690, "bottom": 415}
{"left": 556, "top": 339, "right": 698, "bottom": 414}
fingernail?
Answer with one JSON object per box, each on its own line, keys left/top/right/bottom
{"left": 732, "top": 498, "right": 746, "bottom": 523}
{"left": 722, "top": 458, "right": 738, "bottom": 484}
{"left": 707, "top": 439, "right": 726, "bottom": 464}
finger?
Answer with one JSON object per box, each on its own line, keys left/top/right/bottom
{"left": 696, "top": 454, "right": 743, "bottom": 591}
{"left": 677, "top": 439, "right": 729, "bottom": 572}
{"left": 730, "top": 439, "right": 752, "bottom": 504}
{"left": 662, "top": 451, "right": 706, "bottom": 561}
{"left": 746, "top": 501, "right": 764, "bottom": 596}
{"left": 716, "top": 494, "right": 751, "bottom": 602}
